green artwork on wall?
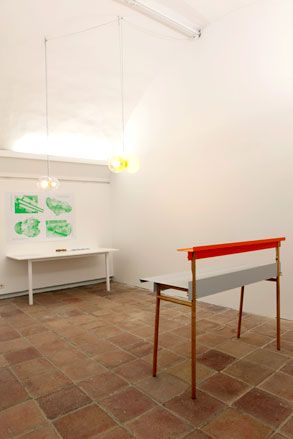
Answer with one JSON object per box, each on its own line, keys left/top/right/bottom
{"left": 9, "top": 193, "right": 74, "bottom": 241}
{"left": 46, "top": 220, "right": 72, "bottom": 237}
{"left": 14, "top": 218, "right": 41, "bottom": 237}
{"left": 14, "top": 195, "right": 44, "bottom": 214}
{"left": 46, "top": 197, "right": 72, "bottom": 215}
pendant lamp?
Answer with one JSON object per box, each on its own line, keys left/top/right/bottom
{"left": 108, "top": 17, "right": 140, "bottom": 174}
{"left": 37, "top": 37, "right": 60, "bottom": 190}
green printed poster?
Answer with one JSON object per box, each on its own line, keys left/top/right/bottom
{"left": 46, "top": 220, "right": 72, "bottom": 238}
{"left": 46, "top": 197, "right": 72, "bottom": 215}
{"left": 15, "top": 195, "right": 44, "bottom": 214}
{"left": 15, "top": 218, "right": 41, "bottom": 237}
{"left": 8, "top": 193, "right": 74, "bottom": 241}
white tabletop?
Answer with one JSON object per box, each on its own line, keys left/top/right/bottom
{"left": 7, "top": 248, "right": 118, "bottom": 261}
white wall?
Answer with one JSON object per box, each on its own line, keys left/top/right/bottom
{"left": 111, "top": 0, "right": 293, "bottom": 320}
{"left": 0, "top": 153, "right": 112, "bottom": 296}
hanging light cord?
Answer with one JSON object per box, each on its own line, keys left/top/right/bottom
{"left": 43, "top": 15, "right": 197, "bottom": 166}
{"left": 118, "top": 16, "right": 126, "bottom": 154}
{"left": 44, "top": 37, "right": 50, "bottom": 177}
{"left": 46, "top": 19, "right": 117, "bottom": 41}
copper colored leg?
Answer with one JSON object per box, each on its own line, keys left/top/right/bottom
{"left": 153, "top": 288, "right": 161, "bottom": 377}
{"left": 191, "top": 302, "right": 196, "bottom": 399}
{"left": 276, "top": 277, "right": 281, "bottom": 350}
{"left": 237, "top": 286, "right": 245, "bottom": 338}
{"left": 191, "top": 256, "right": 196, "bottom": 399}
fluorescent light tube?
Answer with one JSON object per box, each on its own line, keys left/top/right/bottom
{"left": 114, "top": 0, "right": 201, "bottom": 38}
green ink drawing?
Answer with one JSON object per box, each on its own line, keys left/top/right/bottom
{"left": 15, "top": 195, "right": 44, "bottom": 214}
{"left": 14, "top": 218, "right": 41, "bottom": 238}
{"left": 46, "top": 197, "right": 72, "bottom": 216}
{"left": 46, "top": 220, "right": 72, "bottom": 237}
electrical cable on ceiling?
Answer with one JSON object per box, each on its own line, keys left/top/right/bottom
{"left": 46, "top": 19, "right": 118, "bottom": 41}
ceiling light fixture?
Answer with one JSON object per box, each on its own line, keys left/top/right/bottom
{"left": 37, "top": 37, "right": 60, "bottom": 191}
{"left": 108, "top": 16, "right": 140, "bottom": 174}
{"left": 114, "top": 0, "right": 201, "bottom": 39}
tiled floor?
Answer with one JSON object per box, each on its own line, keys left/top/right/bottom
{"left": 0, "top": 282, "right": 292, "bottom": 438}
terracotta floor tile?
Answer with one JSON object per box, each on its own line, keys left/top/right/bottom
{"left": 125, "top": 340, "right": 154, "bottom": 357}
{"left": 0, "top": 327, "right": 20, "bottom": 342}
{"left": 27, "top": 331, "right": 60, "bottom": 348}
{"left": 184, "top": 431, "right": 212, "bottom": 439}
{"left": 170, "top": 341, "right": 208, "bottom": 358}
{"left": 165, "top": 390, "right": 224, "bottom": 427}
{"left": 234, "top": 388, "right": 292, "bottom": 428}
{"left": 0, "top": 400, "right": 46, "bottom": 438}
{"left": 12, "top": 358, "right": 56, "bottom": 381}
{"left": 39, "top": 340, "right": 73, "bottom": 357}
{"left": 224, "top": 359, "right": 274, "bottom": 385}
{"left": 60, "top": 357, "right": 106, "bottom": 381}
{"left": 37, "top": 384, "right": 91, "bottom": 419}
{"left": 168, "top": 325, "right": 192, "bottom": 339}
{"left": 79, "top": 339, "right": 116, "bottom": 356}
{"left": 19, "top": 324, "right": 48, "bottom": 337}
{"left": 20, "top": 423, "right": 60, "bottom": 438}
{"left": 99, "top": 427, "right": 134, "bottom": 438}
{"left": 130, "top": 324, "right": 153, "bottom": 339}
{"left": 260, "top": 372, "right": 293, "bottom": 401}
{"left": 24, "top": 369, "right": 71, "bottom": 398}
{"left": 97, "top": 348, "right": 136, "bottom": 368}
{"left": 197, "top": 333, "right": 227, "bottom": 348}
{"left": 114, "top": 358, "right": 151, "bottom": 383}
{"left": 79, "top": 371, "right": 128, "bottom": 400}
{"left": 198, "top": 319, "right": 224, "bottom": 333}
{"left": 126, "top": 407, "right": 193, "bottom": 439}
{"left": 245, "top": 349, "right": 288, "bottom": 370}
{"left": 202, "top": 408, "right": 272, "bottom": 439}
{"left": 0, "top": 337, "right": 31, "bottom": 354}
{"left": 283, "top": 331, "right": 293, "bottom": 343}
{"left": 0, "top": 355, "right": 8, "bottom": 367}
{"left": 199, "top": 373, "right": 250, "bottom": 403}
{"left": 254, "top": 323, "right": 286, "bottom": 338}
{"left": 54, "top": 404, "right": 116, "bottom": 438}
{"left": 136, "top": 372, "right": 189, "bottom": 403}
{"left": 91, "top": 325, "right": 123, "bottom": 339}
{"left": 142, "top": 349, "right": 183, "bottom": 369}
{"left": 197, "top": 349, "right": 236, "bottom": 371}
{"left": 157, "top": 332, "right": 186, "bottom": 349}
{"left": 0, "top": 367, "right": 29, "bottom": 410}
{"left": 280, "top": 415, "right": 293, "bottom": 437}
{"left": 109, "top": 332, "right": 143, "bottom": 347}
{"left": 216, "top": 340, "right": 256, "bottom": 358}
{"left": 265, "top": 339, "right": 293, "bottom": 356}
{"left": 48, "top": 347, "right": 86, "bottom": 367}
{"left": 4, "top": 346, "right": 41, "bottom": 365}
{"left": 281, "top": 360, "right": 293, "bottom": 376}
{"left": 239, "top": 331, "right": 273, "bottom": 347}
{"left": 270, "top": 434, "right": 288, "bottom": 439}
{"left": 101, "top": 387, "right": 155, "bottom": 422}
{"left": 167, "top": 360, "right": 215, "bottom": 384}
{"left": 213, "top": 325, "right": 238, "bottom": 338}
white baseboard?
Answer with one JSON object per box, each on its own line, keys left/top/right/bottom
{"left": 0, "top": 277, "right": 112, "bottom": 300}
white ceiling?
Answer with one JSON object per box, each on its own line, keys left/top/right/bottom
{"left": 0, "top": 0, "right": 262, "bottom": 158}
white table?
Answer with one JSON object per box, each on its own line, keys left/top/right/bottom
{"left": 7, "top": 248, "right": 118, "bottom": 305}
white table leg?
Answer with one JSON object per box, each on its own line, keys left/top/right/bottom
{"left": 28, "top": 260, "right": 33, "bottom": 305}
{"left": 105, "top": 252, "right": 110, "bottom": 292}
